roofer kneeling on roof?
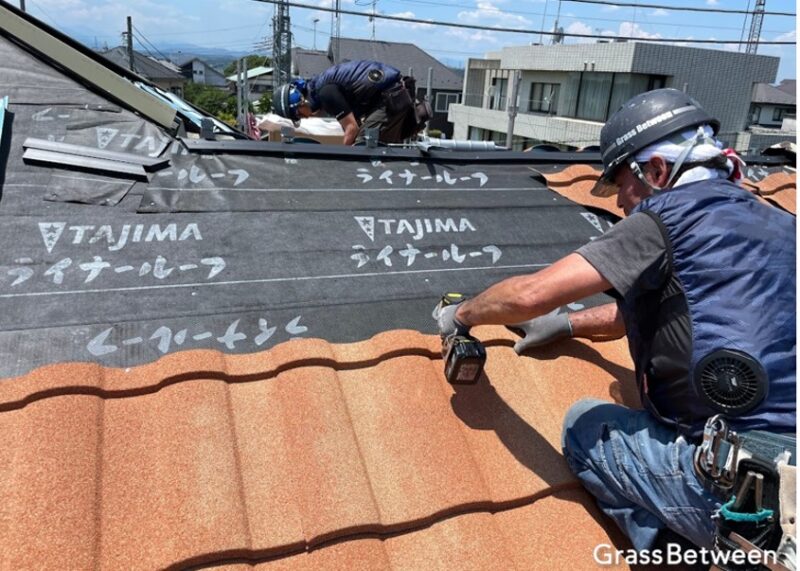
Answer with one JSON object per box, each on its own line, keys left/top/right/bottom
{"left": 436, "top": 88, "right": 796, "bottom": 565}
{"left": 272, "top": 60, "right": 431, "bottom": 146}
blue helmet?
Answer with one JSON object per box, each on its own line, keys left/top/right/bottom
{"left": 273, "top": 79, "right": 308, "bottom": 121}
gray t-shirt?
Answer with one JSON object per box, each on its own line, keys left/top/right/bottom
{"left": 576, "top": 212, "right": 670, "bottom": 296}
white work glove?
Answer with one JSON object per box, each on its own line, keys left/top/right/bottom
{"left": 433, "top": 303, "right": 470, "bottom": 340}
{"left": 507, "top": 308, "right": 573, "bottom": 354}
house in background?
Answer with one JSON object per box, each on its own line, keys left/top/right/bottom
{"left": 451, "top": 42, "right": 789, "bottom": 152}
{"left": 99, "top": 46, "right": 187, "bottom": 97}
{"left": 291, "top": 48, "right": 331, "bottom": 78}
{"left": 175, "top": 56, "right": 228, "bottom": 88}
{"left": 225, "top": 66, "right": 274, "bottom": 104}
{"left": 292, "top": 38, "right": 464, "bottom": 138}
{"left": 750, "top": 82, "right": 796, "bottom": 128}
{"left": 775, "top": 79, "right": 796, "bottom": 96}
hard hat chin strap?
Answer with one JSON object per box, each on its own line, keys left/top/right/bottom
{"left": 630, "top": 126, "right": 710, "bottom": 194}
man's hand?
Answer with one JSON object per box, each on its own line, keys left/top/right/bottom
{"left": 433, "top": 303, "right": 470, "bottom": 339}
{"left": 338, "top": 113, "right": 360, "bottom": 145}
{"left": 507, "top": 308, "right": 573, "bottom": 354}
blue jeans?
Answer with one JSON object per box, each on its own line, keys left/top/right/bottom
{"left": 562, "top": 399, "right": 722, "bottom": 551}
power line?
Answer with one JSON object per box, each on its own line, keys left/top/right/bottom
{"left": 132, "top": 26, "right": 171, "bottom": 62}
{"left": 250, "top": 0, "right": 796, "bottom": 44}
{"left": 386, "top": 0, "right": 790, "bottom": 34}
{"left": 563, "top": 0, "right": 795, "bottom": 17}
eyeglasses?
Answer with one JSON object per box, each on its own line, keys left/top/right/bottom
{"left": 590, "top": 160, "right": 655, "bottom": 197}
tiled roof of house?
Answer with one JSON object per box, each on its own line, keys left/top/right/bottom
{"left": 100, "top": 46, "right": 185, "bottom": 81}
{"left": 752, "top": 82, "right": 796, "bottom": 106}
{"left": 0, "top": 326, "right": 638, "bottom": 569}
{"left": 331, "top": 38, "right": 464, "bottom": 91}
{"left": 776, "top": 79, "right": 796, "bottom": 96}
{"left": 291, "top": 48, "right": 333, "bottom": 78}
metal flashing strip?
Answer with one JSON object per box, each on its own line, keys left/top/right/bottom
{"left": 181, "top": 138, "right": 604, "bottom": 164}
{"left": 0, "top": 2, "right": 177, "bottom": 131}
{"left": 23, "top": 148, "right": 148, "bottom": 179}
{"left": 23, "top": 137, "right": 169, "bottom": 172}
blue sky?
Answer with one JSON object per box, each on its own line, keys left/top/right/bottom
{"left": 20, "top": 0, "right": 797, "bottom": 80}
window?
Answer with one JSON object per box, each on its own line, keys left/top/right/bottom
{"left": 647, "top": 75, "right": 666, "bottom": 90}
{"left": 489, "top": 77, "right": 508, "bottom": 111}
{"left": 562, "top": 73, "right": 659, "bottom": 122}
{"left": 773, "top": 107, "right": 788, "bottom": 121}
{"left": 435, "top": 92, "right": 461, "bottom": 112}
{"left": 608, "top": 74, "right": 649, "bottom": 117}
{"left": 528, "top": 83, "right": 559, "bottom": 114}
{"left": 576, "top": 72, "right": 613, "bottom": 121}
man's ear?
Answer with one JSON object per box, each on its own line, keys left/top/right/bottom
{"left": 648, "top": 156, "right": 672, "bottom": 188}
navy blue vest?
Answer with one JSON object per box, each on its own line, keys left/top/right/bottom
{"left": 308, "top": 60, "right": 401, "bottom": 118}
{"left": 621, "top": 179, "right": 796, "bottom": 437}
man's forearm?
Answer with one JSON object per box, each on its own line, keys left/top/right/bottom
{"left": 338, "top": 112, "right": 360, "bottom": 145}
{"left": 455, "top": 253, "right": 612, "bottom": 326}
{"left": 342, "top": 124, "right": 359, "bottom": 145}
{"left": 569, "top": 302, "right": 626, "bottom": 340}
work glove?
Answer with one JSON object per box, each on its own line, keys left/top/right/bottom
{"left": 507, "top": 308, "right": 573, "bottom": 354}
{"left": 433, "top": 302, "right": 470, "bottom": 340}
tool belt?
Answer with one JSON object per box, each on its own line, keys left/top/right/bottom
{"left": 693, "top": 415, "right": 796, "bottom": 570}
{"left": 381, "top": 81, "right": 414, "bottom": 115}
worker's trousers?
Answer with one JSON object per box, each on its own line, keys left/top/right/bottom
{"left": 562, "top": 399, "right": 722, "bottom": 551}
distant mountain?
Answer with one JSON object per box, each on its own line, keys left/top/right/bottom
{"left": 77, "top": 35, "right": 262, "bottom": 71}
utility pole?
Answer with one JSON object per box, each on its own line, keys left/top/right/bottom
{"left": 746, "top": 0, "right": 766, "bottom": 55}
{"left": 236, "top": 59, "right": 243, "bottom": 131}
{"left": 313, "top": 18, "right": 319, "bottom": 50}
{"left": 272, "top": 0, "right": 292, "bottom": 84}
{"left": 19, "top": 0, "right": 25, "bottom": 12}
{"left": 738, "top": 0, "right": 752, "bottom": 52}
{"left": 505, "top": 70, "right": 521, "bottom": 149}
{"left": 331, "top": 0, "right": 341, "bottom": 64}
{"left": 242, "top": 57, "right": 249, "bottom": 129}
{"left": 539, "top": 0, "right": 549, "bottom": 44}
{"left": 552, "top": 0, "right": 562, "bottom": 45}
{"left": 370, "top": 0, "right": 377, "bottom": 40}
{"left": 125, "top": 16, "right": 134, "bottom": 72}
{"left": 425, "top": 66, "right": 433, "bottom": 137}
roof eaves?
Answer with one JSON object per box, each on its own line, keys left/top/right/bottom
{"left": 0, "top": 1, "right": 178, "bottom": 132}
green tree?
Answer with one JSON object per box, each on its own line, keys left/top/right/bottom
{"left": 223, "top": 54, "right": 271, "bottom": 77}
{"left": 256, "top": 92, "right": 273, "bottom": 114}
{"left": 183, "top": 82, "right": 238, "bottom": 118}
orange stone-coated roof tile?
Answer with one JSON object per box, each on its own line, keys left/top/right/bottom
{"left": 532, "top": 164, "right": 626, "bottom": 219}
{"left": 534, "top": 164, "right": 796, "bottom": 219}
{"left": 219, "top": 490, "right": 630, "bottom": 570}
{"left": 0, "top": 326, "right": 637, "bottom": 570}
{"left": 742, "top": 170, "right": 796, "bottom": 214}
{"left": 763, "top": 189, "right": 796, "bottom": 214}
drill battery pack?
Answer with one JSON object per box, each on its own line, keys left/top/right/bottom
{"left": 444, "top": 335, "right": 486, "bottom": 384}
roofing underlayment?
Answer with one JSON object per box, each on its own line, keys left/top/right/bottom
{"left": 0, "top": 1, "right": 795, "bottom": 569}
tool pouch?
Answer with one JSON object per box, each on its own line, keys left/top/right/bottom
{"left": 382, "top": 82, "right": 414, "bottom": 115}
{"left": 714, "top": 458, "right": 784, "bottom": 570}
{"left": 414, "top": 99, "right": 433, "bottom": 127}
